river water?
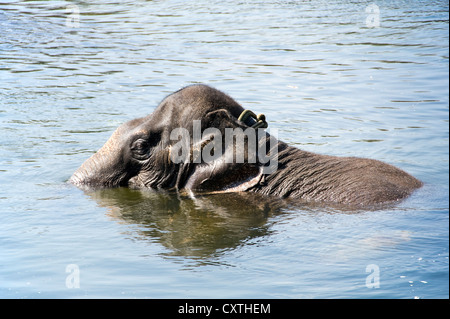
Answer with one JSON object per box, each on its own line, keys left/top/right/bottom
{"left": 0, "top": 0, "right": 448, "bottom": 298}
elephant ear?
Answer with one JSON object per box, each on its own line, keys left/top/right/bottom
{"left": 184, "top": 109, "right": 265, "bottom": 193}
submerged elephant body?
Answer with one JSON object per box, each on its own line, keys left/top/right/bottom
{"left": 70, "top": 85, "right": 422, "bottom": 207}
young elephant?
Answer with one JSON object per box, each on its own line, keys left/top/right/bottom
{"left": 70, "top": 84, "right": 422, "bottom": 207}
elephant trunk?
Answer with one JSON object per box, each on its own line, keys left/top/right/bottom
{"left": 69, "top": 127, "right": 132, "bottom": 188}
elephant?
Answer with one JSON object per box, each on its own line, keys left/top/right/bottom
{"left": 70, "top": 84, "right": 422, "bottom": 207}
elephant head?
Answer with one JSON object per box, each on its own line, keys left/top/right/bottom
{"left": 69, "top": 85, "right": 274, "bottom": 193}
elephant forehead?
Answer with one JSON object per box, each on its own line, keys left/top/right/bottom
{"left": 153, "top": 85, "right": 245, "bottom": 122}
{"left": 118, "top": 117, "right": 151, "bottom": 136}
{"left": 132, "top": 128, "right": 148, "bottom": 136}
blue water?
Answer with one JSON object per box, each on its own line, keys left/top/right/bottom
{"left": 0, "top": 0, "right": 448, "bottom": 298}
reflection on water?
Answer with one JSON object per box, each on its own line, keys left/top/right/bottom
{"left": 89, "top": 189, "right": 288, "bottom": 259}
{"left": 87, "top": 186, "right": 403, "bottom": 264}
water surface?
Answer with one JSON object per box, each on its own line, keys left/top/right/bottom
{"left": 0, "top": 0, "right": 448, "bottom": 298}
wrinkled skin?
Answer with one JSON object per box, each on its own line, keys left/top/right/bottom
{"left": 70, "top": 84, "right": 422, "bottom": 207}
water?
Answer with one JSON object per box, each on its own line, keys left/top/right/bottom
{"left": 0, "top": 0, "right": 448, "bottom": 299}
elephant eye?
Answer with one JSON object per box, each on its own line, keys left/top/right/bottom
{"left": 131, "top": 138, "right": 150, "bottom": 159}
{"left": 133, "top": 139, "right": 148, "bottom": 151}
{"left": 130, "top": 132, "right": 161, "bottom": 160}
